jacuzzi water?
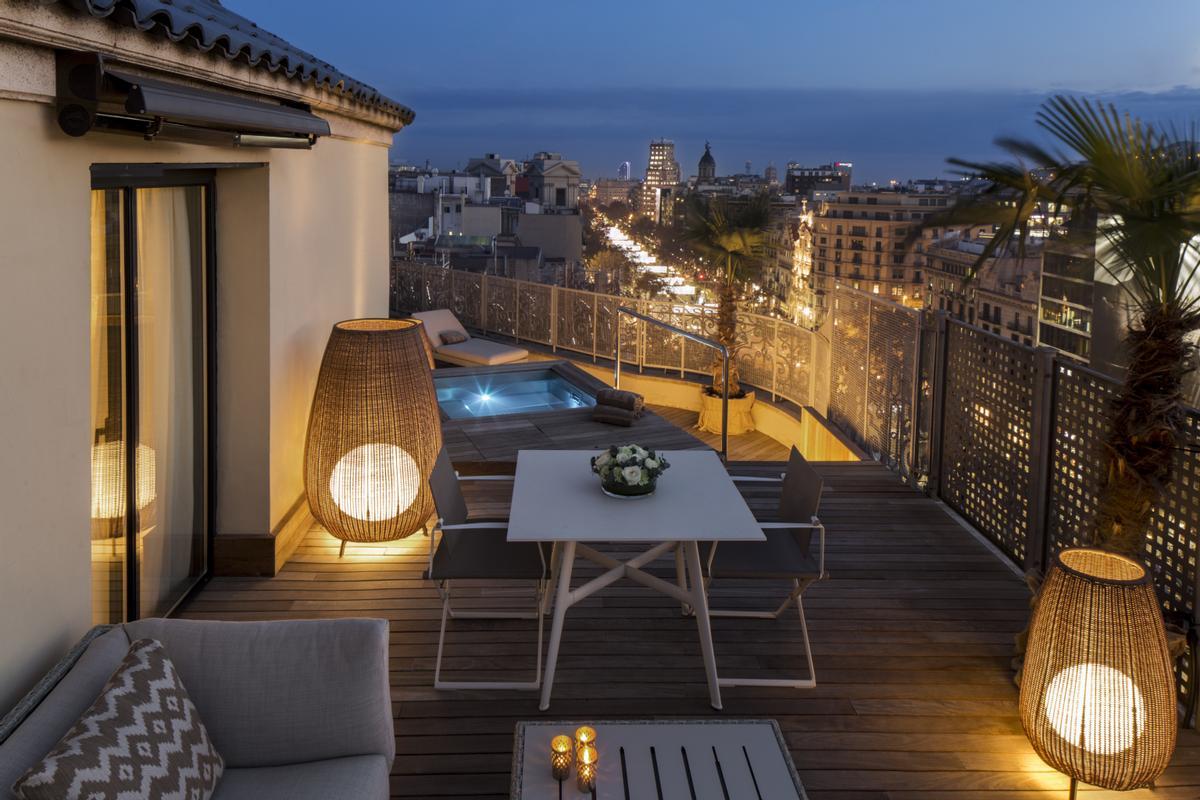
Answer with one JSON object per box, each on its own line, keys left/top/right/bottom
{"left": 435, "top": 368, "right": 596, "bottom": 419}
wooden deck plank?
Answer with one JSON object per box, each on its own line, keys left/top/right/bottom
{"left": 179, "top": 455, "right": 1200, "bottom": 799}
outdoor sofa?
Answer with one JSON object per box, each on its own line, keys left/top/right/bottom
{"left": 0, "top": 618, "right": 393, "bottom": 799}
{"left": 412, "top": 308, "right": 529, "bottom": 366}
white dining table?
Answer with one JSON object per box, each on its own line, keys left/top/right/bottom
{"left": 506, "top": 449, "right": 765, "bottom": 711}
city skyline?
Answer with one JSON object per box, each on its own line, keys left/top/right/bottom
{"left": 226, "top": 0, "right": 1200, "bottom": 184}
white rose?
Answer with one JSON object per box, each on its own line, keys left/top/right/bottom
{"left": 594, "top": 452, "right": 611, "bottom": 468}
{"left": 644, "top": 458, "right": 659, "bottom": 470}
{"left": 632, "top": 445, "right": 648, "bottom": 459}
{"left": 622, "top": 466, "right": 643, "bottom": 485}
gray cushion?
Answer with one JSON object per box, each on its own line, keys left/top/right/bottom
{"left": 211, "top": 755, "right": 389, "bottom": 800}
{"left": 439, "top": 330, "right": 468, "bottom": 345}
{"left": 435, "top": 338, "right": 528, "bottom": 365}
{"left": 12, "top": 639, "right": 223, "bottom": 800}
{"left": 0, "top": 628, "right": 130, "bottom": 799}
{"left": 121, "top": 619, "right": 393, "bottom": 769}
{"left": 705, "top": 530, "right": 819, "bottom": 580}
{"left": 429, "top": 530, "right": 545, "bottom": 581}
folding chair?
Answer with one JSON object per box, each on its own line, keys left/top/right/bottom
{"left": 426, "top": 448, "right": 548, "bottom": 690}
{"left": 704, "top": 446, "right": 827, "bottom": 688}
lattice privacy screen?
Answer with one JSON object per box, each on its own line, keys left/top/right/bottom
{"left": 1049, "top": 362, "right": 1200, "bottom": 711}
{"left": 938, "top": 321, "right": 1037, "bottom": 565}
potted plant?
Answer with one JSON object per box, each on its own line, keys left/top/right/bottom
{"left": 591, "top": 445, "right": 671, "bottom": 498}
{"left": 681, "top": 193, "right": 773, "bottom": 434}
{"left": 917, "top": 95, "right": 1200, "bottom": 673}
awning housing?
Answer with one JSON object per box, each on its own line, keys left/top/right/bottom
{"left": 55, "top": 51, "right": 330, "bottom": 148}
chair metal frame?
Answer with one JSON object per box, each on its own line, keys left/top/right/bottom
{"left": 701, "top": 472, "right": 828, "bottom": 689}
{"left": 428, "top": 473, "right": 550, "bottom": 691}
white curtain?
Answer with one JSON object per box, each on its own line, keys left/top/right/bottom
{"left": 135, "top": 186, "right": 203, "bottom": 617}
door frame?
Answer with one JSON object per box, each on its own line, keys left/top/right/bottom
{"left": 91, "top": 166, "right": 217, "bottom": 620}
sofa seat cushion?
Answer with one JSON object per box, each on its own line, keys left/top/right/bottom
{"left": 436, "top": 338, "right": 528, "bottom": 366}
{"left": 12, "top": 639, "right": 223, "bottom": 800}
{"left": 0, "top": 628, "right": 130, "bottom": 799}
{"left": 211, "top": 755, "right": 389, "bottom": 800}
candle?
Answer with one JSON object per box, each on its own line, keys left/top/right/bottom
{"left": 574, "top": 725, "right": 597, "bottom": 750}
{"left": 576, "top": 743, "right": 598, "bottom": 792}
{"left": 550, "top": 735, "right": 573, "bottom": 781}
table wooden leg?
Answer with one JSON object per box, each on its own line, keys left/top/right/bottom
{"left": 685, "top": 540, "right": 723, "bottom": 710}
{"left": 539, "top": 540, "right": 576, "bottom": 711}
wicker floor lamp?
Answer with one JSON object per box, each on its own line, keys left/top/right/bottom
{"left": 304, "top": 319, "right": 442, "bottom": 554}
{"left": 1020, "top": 548, "right": 1177, "bottom": 798}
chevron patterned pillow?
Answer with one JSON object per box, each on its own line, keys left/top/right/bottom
{"left": 12, "top": 638, "right": 224, "bottom": 800}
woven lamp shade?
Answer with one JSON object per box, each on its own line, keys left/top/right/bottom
{"left": 303, "top": 319, "right": 442, "bottom": 543}
{"left": 1020, "top": 548, "right": 1177, "bottom": 791}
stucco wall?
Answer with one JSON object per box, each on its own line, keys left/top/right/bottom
{"left": 0, "top": 78, "right": 390, "bottom": 709}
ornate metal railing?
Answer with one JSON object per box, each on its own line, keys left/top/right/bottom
{"left": 392, "top": 258, "right": 1200, "bottom": 718}
{"left": 391, "top": 259, "right": 818, "bottom": 410}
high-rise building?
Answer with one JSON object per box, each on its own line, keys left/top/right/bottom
{"left": 697, "top": 142, "right": 716, "bottom": 183}
{"left": 617, "top": 161, "right": 631, "bottom": 181}
{"left": 639, "top": 139, "right": 681, "bottom": 223}
{"left": 785, "top": 162, "right": 852, "bottom": 199}
{"left": 811, "top": 188, "right": 954, "bottom": 314}
{"left": 764, "top": 163, "right": 778, "bottom": 186}
{"left": 926, "top": 235, "right": 1039, "bottom": 348}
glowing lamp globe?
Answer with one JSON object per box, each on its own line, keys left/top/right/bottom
{"left": 304, "top": 319, "right": 442, "bottom": 546}
{"left": 90, "top": 441, "right": 156, "bottom": 521}
{"left": 1020, "top": 548, "right": 1177, "bottom": 793}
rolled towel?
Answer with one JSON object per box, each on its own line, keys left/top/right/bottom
{"left": 592, "top": 406, "right": 639, "bottom": 427}
{"left": 596, "top": 388, "right": 644, "bottom": 413}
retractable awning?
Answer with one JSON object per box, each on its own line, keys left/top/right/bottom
{"left": 56, "top": 52, "right": 330, "bottom": 148}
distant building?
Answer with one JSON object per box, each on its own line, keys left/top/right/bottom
{"left": 764, "top": 163, "right": 778, "bottom": 186}
{"left": 785, "top": 162, "right": 852, "bottom": 200}
{"left": 639, "top": 139, "right": 681, "bottom": 223}
{"left": 524, "top": 151, "right": 582, "bottom": 210}
{"left": 464, "top": 153, "right": 520, "bottom": 197}
{"left": 617, "top": 161, "right": 631, "bottom": 181}
{"left": 592, "top": 178, "right": 634, "bottom": 206}
{"left": 926, "top": 235, "right": 1039, "bottom": 348}
{"left": 812, "top": 188, "right": 955, "bottom": 313}
{"left": 697, "top": 142, "right": 716, "bottom": 183}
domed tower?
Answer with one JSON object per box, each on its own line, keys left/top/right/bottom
{"left": 697, "top": 142, "right": 716, "bottom": 183}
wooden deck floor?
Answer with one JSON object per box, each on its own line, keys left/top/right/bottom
{"left": 180, "top": 455, "right": 1200, "bottom": 799}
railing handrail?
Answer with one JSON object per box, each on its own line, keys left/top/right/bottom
{"left": 614, "top": 305, "right": 729, "bottom": 463}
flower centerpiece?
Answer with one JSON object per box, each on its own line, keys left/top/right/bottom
{"left": 591, "top": 445, "right": 670, "bottom": 498}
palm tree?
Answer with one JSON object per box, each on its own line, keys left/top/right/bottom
{"left": 682, "top": 193, "right": 772, "bottom": 397}
{"left": 918, "top": 96, "right": 1200, "bottom": 556}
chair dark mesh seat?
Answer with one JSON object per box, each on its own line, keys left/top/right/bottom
{"left": 428, "top": 528, "right": 545, "bottom": 581}
{"left": 425, "top": 447, "right": 547, "bottom": 691}
{"left": 704, "top": 533, "right": 819, "bottom": 580}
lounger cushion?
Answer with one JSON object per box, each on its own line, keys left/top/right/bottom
{"left": 211, "top": 755, "right": 389, "bottom": 800}
{"left": 704, "top": 530, "right": 819, "bottom": 580}
{"left": 435, "top": 338, "right": 528, "bottom": 366}
{"left": 410, "top": 309, "right": 470, "bottom": 351}
{"left": 429, "top": 530, "right": 544, "bottom": 581}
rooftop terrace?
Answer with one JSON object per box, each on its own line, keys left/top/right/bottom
{"left": 180, "top": 434, "right": 1200, "bottom": 798}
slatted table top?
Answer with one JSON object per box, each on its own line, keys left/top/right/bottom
{"left": 512, "top": 720, "right": 806, "bottom": 800}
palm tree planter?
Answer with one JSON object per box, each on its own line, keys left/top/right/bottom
{"left": 683, "top": 194, "right": 772, "bottom": 435}
{"left": 919, "top": 97, "right": 1200, "bottom": 692}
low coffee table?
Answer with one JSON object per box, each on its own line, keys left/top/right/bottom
{"left": 511, "top": 720, "right": 807, "bottom": 799}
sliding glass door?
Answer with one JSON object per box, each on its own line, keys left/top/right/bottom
{"left": 90, "top": 178, "right": 211, "bottom": 622}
